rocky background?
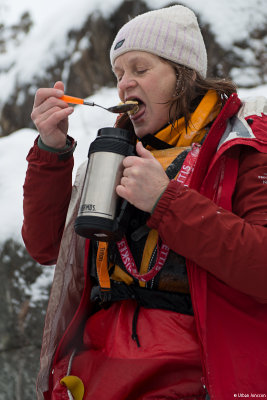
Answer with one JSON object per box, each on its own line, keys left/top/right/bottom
{"left": 0, "top": 240, "right": 51, "bottom": 399}
{"left": 0, "top": 0, "right": 266, "bottom": 398}
{"left": 1, "top": 0, "right": 266, "bottom": 137}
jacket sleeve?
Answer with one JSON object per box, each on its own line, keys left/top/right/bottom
{"left": 22, "top": 138, "right": 74, "bottom": 265}
{"left": 147, "top": 147, "right": 267, "bottom": 301}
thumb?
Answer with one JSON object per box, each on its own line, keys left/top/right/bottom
{"left": 136, "top": 141, "right": 154, "bottom": 159}
{"left": 54, "top": 81, "right": 65, "bottom": 92}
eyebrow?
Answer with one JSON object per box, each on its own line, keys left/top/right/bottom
{"left": 113, "top": 65, "right": 122, "bottom": 74}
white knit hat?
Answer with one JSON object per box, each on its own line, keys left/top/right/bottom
{"left": 110, "top": 5, "right": 207, "bottom": 77}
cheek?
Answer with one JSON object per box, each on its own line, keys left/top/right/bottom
{"left": 151, "top": 94, "right": 171, "bottom": 117}
{"left": 149, "top": 83, "right": 175, "bottom": 111}
{"left": 148, "top": 105, "right": 170, "bottom": 132}
{"left": 163, "top": 79, "right": 176, "bottom": 100}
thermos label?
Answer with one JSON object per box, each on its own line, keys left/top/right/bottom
{"left": 81, "top": 204, "right": 96, "bottom": 212}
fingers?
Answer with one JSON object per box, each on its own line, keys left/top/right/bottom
{"left": 135, "top": 141, "right": 155, "bottom": 159}
{"left": 123, "top": 142, "right": 154, "bottom": 179}
{"left": 31, "top": 86, "right": 70, "bottom": 131}
{"left": 31, "top": 99, "right": 72, "bottom": 134}
{"left": 32, "top": 97, "right": 69, "bottom": 122}
{"left": 116, "top": 183, "right": 130, "bottom": 203}
{"left": 35, "top": 106, "right": 73, "bottom": 135}
{"left": 123, "top": 142, "right": 155, "bottom": 169}
{"left": 33, "top": 87, "right": 64, "bottom": 108}
{"left": 31, "top": 83, "right": 69, "bottom": 125}
{"left": 31, "top": 82, "right": 74, "bottom": 148}
{"left": 54, "top": 81, "right": 64, "bottom": 91}
{"left": 33, "top": 80, "right": 64, "bottom": 108}
{"left": 118, "top": 143, "right": 169, "bottom": 212}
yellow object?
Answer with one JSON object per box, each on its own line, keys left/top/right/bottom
{"left": 60, "top": 375, "right": 84, "bottom": 400}
{"left": 111, "top": 264, "right": 134, "bottom": 284}
{"left": 96, "top": 242, "right": 111, "bottom": 290}
{"left": 139, "top": 229, "right": 159, "bottom": 287}
{"left": 151, "top": 147, "right": 188, "bottom": 172}
{"left": 152, "top": 89, "right": 221, "bottom": 148}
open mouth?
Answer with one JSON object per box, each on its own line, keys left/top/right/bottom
{"left": 124, "top": 100, "right": 139, "bottom": 116}
{"left": 126, "top": 97, "right": 145, "bottom": 119}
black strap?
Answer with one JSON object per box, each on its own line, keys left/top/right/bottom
{"left": 165, "top": 148, "right": 190, "bottom": 179}
{"left": 141, "top": 134, "right": 174, "bottom": 150}
{"left": 132, "top": 304, "right": 141, "bottom": 347}
{"left": 91, "top": 282, "right": 193, "bottom": 315}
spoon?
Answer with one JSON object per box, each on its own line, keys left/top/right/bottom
{"left": 60, "top": 94, "right": 138, "bottom": 114}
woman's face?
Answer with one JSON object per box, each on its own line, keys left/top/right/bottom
{"left": 113, "top": 51, "right": 177, "bottom": 138}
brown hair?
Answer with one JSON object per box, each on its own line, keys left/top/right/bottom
{"left": 165, "top": 60, "right": 237, "bottom": 129}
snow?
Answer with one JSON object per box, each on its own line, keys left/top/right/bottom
{"left": 238, "top": 84, "right": 267, "bottom": 99}
{"left": 0, "top": 0, "right": 122, "bottom": 25}
{"left": 28, "top": 265, "right": 55, "bottom": 305}
{"left": 0, "top": 0, "right": 123, "bottom": 106}
{"left": 146, "top": 0, "right": 267, "bottom": 48}
{"left": 1, "top": 0, "right": 266, "bottom": 106}
{"left": 0, "top": 87, "right": 117, "bottom": 244}
{"left": 0, "top": 0, "right": 266, "bottom": 302}
{"left": 231, "top": 67, "right": 263, "bottom": 87}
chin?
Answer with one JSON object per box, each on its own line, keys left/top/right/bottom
{"left": 133, "top": 126, "right": 149, "bottom": 139}
{"left": 133, "top": 119, "right": 168, "bottom": 139}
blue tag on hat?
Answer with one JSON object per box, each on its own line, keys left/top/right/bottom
{"left": 114, "top": 39, "right": 125, "bottom": 50}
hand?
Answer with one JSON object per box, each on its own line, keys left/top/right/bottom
{"left": 116, "top": 142, "right": 170, "bottom": 213}
{"left": 31, "top": 81, "right": 74, "bottom": 149}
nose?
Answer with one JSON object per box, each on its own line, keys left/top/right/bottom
{"left": 117, "top": 73, "right": 137, "bottom": 99}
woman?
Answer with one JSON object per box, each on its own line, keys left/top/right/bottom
{"left": 22, "top": 5, "right": 267, "bottom": 400}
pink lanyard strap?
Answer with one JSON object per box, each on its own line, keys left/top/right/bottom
{"left": 116, "top": 143, "right": 201, "bottom": 282}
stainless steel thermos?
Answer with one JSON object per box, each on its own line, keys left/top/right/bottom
{"left": 74, "top": 127, "right": 135, "bottom": 241}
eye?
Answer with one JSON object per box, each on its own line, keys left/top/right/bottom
{"left": 116, "top": 74, "right": 123, "bottom": 83}
{"left": 136, "top": 69, "right": 147, "bottom": 75}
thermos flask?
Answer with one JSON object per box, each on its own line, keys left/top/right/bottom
{"left": 74, "top": 127, "right": 135, "bottom": 241}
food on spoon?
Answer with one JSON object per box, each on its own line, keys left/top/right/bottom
{"left": 117, "top": 100, "right": 139, "bottom": 115}
{"left": 126, "top": 100, "right": 139, "bottom": 115}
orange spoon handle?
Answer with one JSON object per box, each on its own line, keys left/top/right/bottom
{"left": 60, "top": 94, "right": 84, "bottom": 105}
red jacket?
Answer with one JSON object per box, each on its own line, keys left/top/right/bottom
{"left": 22, "top": 94, "right": 267, "bottom": 399}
